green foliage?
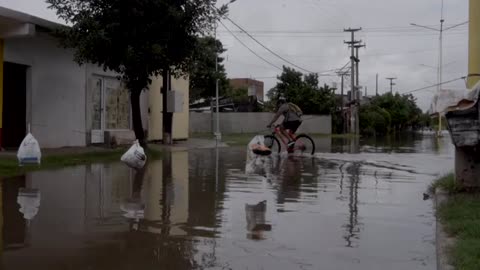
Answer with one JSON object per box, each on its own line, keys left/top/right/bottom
{"left": 47, "top": 0, "right": 222, "bottom": 92}
{"left": 267, "top": 66, "right": 336, "bottom": 115}
{"left": 226, "top": 87, "right": 249, "bottom": 103}
{"left": 189, "top": 37, "right": 230, "bottom": 103}
{"left": 360, "top": 92, "right": 423, "bottom": 135}
{"left": 47, "top": 0, "right": 224, "bottom": 145}
{"left": 438, "top": 192, "right": 480, "bottom": 269}
{"left": 359, "top": 105, "right": 391, "bottom": 136}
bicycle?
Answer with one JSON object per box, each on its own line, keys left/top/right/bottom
{"left": 264, "top": 125, "right": 316, "bottom": 155}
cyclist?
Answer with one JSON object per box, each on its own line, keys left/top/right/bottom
{"left": 267, "top": 97, "right": 303, "bottom": 150}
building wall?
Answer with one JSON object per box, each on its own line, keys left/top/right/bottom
{"left": 190, "top": 112, "right": 332, "bottom": 134}
{"left": 5, "top": 34, "right": 87, "bottom": 147}
{"left": 148, "top": 75, "right": 189, "bottom": 141}
{"left": 85, "top": 65, "right": 149, "bottom": 145}
{"left": 229, "top": 78, "right": 265, "bottom": 102}
{"left": 4, "top": 33, "right": 149, "bottom": 148}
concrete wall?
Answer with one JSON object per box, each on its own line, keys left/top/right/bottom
{"left": 148, "top": 75, "right": 189, "bottom": 141}
{"left": 190, "top": 112, "right": 332, "bottom": 134}
{"left": 5, "top": 34, "right": 87, "bottom": 147}
{"left": 4, "top": 33, "right": 149, "bottom": 148}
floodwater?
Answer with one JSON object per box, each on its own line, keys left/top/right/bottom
{"left": 1, "top": 134, "right": 454, "bottom": 270}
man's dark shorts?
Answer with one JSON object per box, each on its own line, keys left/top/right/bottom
{"left": 282, "top": 120, "right": 302, "bottom": 133}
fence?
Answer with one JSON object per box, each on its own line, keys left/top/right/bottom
{"left": 190, "top": 112, "right": 331, "bottom": 134}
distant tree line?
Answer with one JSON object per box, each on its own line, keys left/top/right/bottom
{"left": 359, "top": 93, "right": 427, "bottom": 136}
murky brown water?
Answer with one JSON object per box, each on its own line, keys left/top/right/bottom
{"left": 0, "top": 135, "right": 454, "bottom": 270}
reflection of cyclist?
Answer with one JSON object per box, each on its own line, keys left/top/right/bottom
{"left": 267, "top": 97, "right": 303, "bottom": 149}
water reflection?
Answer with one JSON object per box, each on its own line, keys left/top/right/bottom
{"left": 0, "top": 135, "right": 455, "bottom": 270}
{"left": 245, "top": 200, "right": 271, "bottom": 240}
{"left": 344, "top": 162, "right": 360, "bottom": 248}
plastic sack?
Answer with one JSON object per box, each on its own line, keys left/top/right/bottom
{"left": 247, "top": 135, "right": 272, "bottom": 156}
{"left": 246, "top": 135, "right": 278, "bottom": 176}
{"left": 17, "top": 188, "right": 41, "bottom": 220}
{"left": 17, "top": 133, "right": 42, "bottom": 165}
{"left": 121, "top": 140, "right": 147, "bottom": 169}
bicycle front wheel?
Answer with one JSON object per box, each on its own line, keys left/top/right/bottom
{"left": 293, "top": 134, "right": 316, "bottom": 155}
{"left": 264, "top": 135, "right": 281, "bottom": 154}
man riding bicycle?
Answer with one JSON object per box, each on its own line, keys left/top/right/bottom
{"left": 267, "top": 97, "right": 303, "bottom": 150}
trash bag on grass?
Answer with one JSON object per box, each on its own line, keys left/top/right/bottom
{"left": 17, "top": 133, "right": 42, "bottom": 165}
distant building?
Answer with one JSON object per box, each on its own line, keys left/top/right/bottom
{"left": 229, "top": 78, "right": 265, "bottom": 102}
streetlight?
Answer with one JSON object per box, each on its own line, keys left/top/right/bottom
{"left": 410, "top": 0, "right": 468, "bottom": 137}
{"left": 213, "top": 0, "right": 237, "bottom": 142}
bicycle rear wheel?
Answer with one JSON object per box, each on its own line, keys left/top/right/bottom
{"left": 292, "top": 134, "right": 315, "bottom": 155}
{"left": 264, "top": 135, "right": 281, "bottom": 154}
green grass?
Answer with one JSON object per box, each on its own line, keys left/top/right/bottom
{"left": 430, "top": 174, "right": 462, "bottom": 194}
{"left": 438, "top": 193, "right": 480, "bottom": 269}
{"left": 434, "top": 173, "right": 480, "bottom": 269}
{"left": 0, "top": 147, "right": 162, "bottom": 178}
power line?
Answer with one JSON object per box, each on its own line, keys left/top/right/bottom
{"left": 219, "top": 21, "right": 282, "bottom": 71}
{"left": 222, "top": 17, "right": 316, "bottom": 74}
{"left": 403, "top": 77, "right": 466, "bottom": 94}
{"left": 218, "top": 26, "right": 467, "bottom": 35}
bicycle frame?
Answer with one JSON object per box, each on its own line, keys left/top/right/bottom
{"left": 272, "top": 126, "right": 304, "bottom": 151}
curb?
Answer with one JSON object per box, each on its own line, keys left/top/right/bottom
{"left": 435, "top": 188, "right": 455, "bottom": 270}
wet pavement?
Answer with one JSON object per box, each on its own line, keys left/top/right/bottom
{"left": 0, "top": 134, "right": 454, "bottom": 270}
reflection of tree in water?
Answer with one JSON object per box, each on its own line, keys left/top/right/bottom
{"left": 343, "top": 162, "right": 361, "bottom": 248}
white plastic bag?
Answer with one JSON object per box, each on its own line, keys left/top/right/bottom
{"left": 121, "top": 140, "right": 147, "bottom": 169}
{"left": 17, "top": 133, "right": 42, "bottom": 165}
{"left": 17, "top": 188, "right": 41, "bottom": 220}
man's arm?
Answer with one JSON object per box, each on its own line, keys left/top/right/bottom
{"left": 268, "top": 104, "right": 288, "bottom": 126}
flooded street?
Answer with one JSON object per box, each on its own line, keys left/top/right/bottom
{"left": 1, "top": 135, "right": 454, "bottom": 270}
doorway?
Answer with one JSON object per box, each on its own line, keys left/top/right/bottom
{"left": 3, "top": 62, "right": 27, "bottom": 149}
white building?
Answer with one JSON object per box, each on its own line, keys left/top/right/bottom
{"left": 0, "top": 6, "right": 189, "bottom": 149}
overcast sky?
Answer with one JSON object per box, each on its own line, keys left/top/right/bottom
{"left": 0, "top": 0, "right": 469, "bottom": 110}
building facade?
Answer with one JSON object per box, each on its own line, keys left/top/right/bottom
{"left": 229, "top": 78, "right": 265, "bottom": 102}
{"left": 0, "top": 7, "right": 189, "bottom": 149}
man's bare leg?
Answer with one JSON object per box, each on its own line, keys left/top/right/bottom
{"left": 279, "top": 127, "right": 294, "bottom": 146}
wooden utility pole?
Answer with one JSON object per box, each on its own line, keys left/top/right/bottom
{"left": 376, "top": 73, "right": 379, "bottom": 96}
{"left": 386, "top": 77, "right": 397, "bottom": 94}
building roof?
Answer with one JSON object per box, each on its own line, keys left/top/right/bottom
{"left": 0, "top": 6, "right": 63, "bottom": 31}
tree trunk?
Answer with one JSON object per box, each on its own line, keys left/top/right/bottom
{"left": 162, "top": 69, "right": 173, "bottom": 144}
{"left": 130, "top": 90, "right": 146, "bottom": 148}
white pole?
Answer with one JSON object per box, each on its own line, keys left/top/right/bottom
{"left": 215, "top": 20, "right": 221, "bottom": 142}
{"left": 438, "top": 0, "right": 444, "bottom": 137}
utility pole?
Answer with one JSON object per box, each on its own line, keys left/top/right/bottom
{"left": 376, "top": 73, "right": 379, "bottom": 96}
{"left": 352, "top": 42, "right": 365, "bottom": 136}
{"left": 386, "top": 77, "right": 397, "bottom": 93}
{"left": 337, "top": 71, "right": 350, "bottom": 134}
{"left": 214, "top": 18, "right": 221, "bottom": 142}
{"left": 410, "top": 0, "right": 468, "bottom": 137}
{"left": 344, "top": 28, "right": 362, "bottom": 135}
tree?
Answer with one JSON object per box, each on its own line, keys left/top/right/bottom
{"left": 267, "top": 66, "right": 336, "bottom": 115}
{"left": 189, "top": 37, "right": 229, "bottom": 103}
{"left": 47, "top": 0, "right": 225, "bottom": 146}
{"left": 360, "top": 92, "right": 423, "bottom": 135}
